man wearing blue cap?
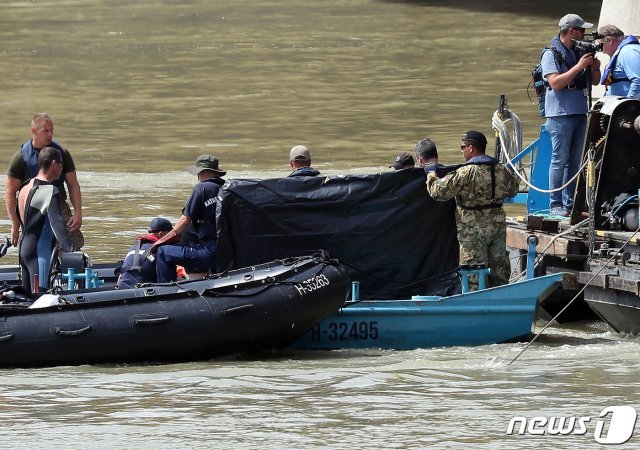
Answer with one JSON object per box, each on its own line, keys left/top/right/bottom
{"left": 542, "top": 13, "right": 601, "bottom": 217}
{"left": 116, "top": 217, "right": 173, "bottom": 289}
{"left": 150, "top": 155, "right": 226, "bottom": 282}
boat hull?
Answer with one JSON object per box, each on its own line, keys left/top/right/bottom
{"left": 584, "top": 285, "right": 640, "bottom": 335}
{"left": 292, "top": 273, "right": 562, "bottom": 350}
{"left": 0, "top": 254, "right": 349, "bottom": 367}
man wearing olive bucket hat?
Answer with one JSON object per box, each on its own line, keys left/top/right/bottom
{"left": 150, "top": 154, "right": 226, "bottom": 282}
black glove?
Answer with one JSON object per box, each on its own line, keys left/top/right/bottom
{"left": 423, "top": 163, "right": 438, "bottom": 175}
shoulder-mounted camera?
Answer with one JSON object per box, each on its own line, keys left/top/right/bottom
{"left": 573, "top": 31, "right": 604, "bottom": 56}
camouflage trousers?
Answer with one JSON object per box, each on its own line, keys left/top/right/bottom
{"left": 457, "top": 217, "right": 510, "bottom": 291}
{"left": 59, "top": 201, "right": 84, "bottom": 251}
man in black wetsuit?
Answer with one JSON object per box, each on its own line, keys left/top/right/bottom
{"left": 17, "top": 147, "right": 72, "bottom": 292}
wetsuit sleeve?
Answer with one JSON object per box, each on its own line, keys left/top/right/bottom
{"left": 49, "top": 187, "right": 73, "bottom": 252}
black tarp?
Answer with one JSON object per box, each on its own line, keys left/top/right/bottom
{"left": 216, "top": 168, "right": 460, "bottom": 299}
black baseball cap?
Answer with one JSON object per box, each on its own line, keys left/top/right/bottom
{"left": 148, "top": 218, "right": 172, "bottom": 233}
{"left": 461, "top": 130, "right": 488, "bottom": 145}
{"left": 390, "top": 152, "right": 415, "bottom": 169}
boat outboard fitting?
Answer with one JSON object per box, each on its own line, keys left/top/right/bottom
{"left": 600, "top": 192, "right": 640, "bottom": 231}
{"left": 572, "top": 97, "right": 640, "bottom": 231}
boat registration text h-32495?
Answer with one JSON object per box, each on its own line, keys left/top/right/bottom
{"left": 308, "top": 321, "right": 379, "bottom": 342}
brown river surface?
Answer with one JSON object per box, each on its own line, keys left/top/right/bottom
{"left": 2, "top": 1, "right": 640, "bottom": 448}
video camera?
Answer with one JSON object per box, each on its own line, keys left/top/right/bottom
{"left": 573, "top": 31, "right": 604, "bottom": 56}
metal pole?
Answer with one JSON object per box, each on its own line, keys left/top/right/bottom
{"left": 526, "top": 235, "right": 539, "bottom": 279}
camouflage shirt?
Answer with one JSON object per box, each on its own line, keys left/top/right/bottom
{"left": 425, "top": 159, "right": 519, "bottom": 221}
{"left": 426, "top": 158, "right": 519, "bottom": 288}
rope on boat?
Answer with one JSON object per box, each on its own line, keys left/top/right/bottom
{"left": 508, "top": 224, "right": 640, "bottom": 366}
{"left": 492, "top": 109, "right": 523, "bottom": 168}
{"left": 492, "top": 109, "right": 588, "bottom": 194}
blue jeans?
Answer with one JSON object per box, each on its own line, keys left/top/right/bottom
{"left": 156, "top": 241, "right": 217, "bottom": 282}
{"left": 546, "top": 115, "right": 587, "bottom": 210}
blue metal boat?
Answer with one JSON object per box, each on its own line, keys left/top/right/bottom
{"left": 292, "top": 272, "right": 564, "bottom": 350}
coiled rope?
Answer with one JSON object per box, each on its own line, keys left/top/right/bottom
{"left": 492, "top": 110, "right": 588, "bottom": 194}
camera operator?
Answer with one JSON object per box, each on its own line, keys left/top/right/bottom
{"left": 597, "top": 25, "right": 640, "bottom": 99}
{"left": 541, "top": 13, "right": 601, "bottom": 217}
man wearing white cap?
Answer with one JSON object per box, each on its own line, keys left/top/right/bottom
{"left": 542, "top": 13, "right": 601, "bottom": 217}
{"left": 288, "top": 145, "right": 320, "bottom": 177}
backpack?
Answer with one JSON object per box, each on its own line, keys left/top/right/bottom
{"left": 529, "top": 46, "right": 564, "bottom": 117}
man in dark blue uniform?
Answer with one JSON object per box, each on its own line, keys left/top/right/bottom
{"left": 150, "top": 155, "right": 226, "bottom": 282}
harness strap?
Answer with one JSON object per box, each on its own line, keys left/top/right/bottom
{"left": 458, "top": 164, "right": 502, "bottom": 210}
{"left": 460, "top": 203, "right": 503, "bottom": 211}
{"left": 490, "top": 164, "right": 497, "bottom": 204}
{"left": 122, "top": 240, "right": 145, "bottom": 274}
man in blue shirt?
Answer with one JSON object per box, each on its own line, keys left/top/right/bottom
{"left": 150, "top": 155, "right": 226, "bottom": 282}
{"left": 541, "top": 13, "right": 601, "bottom": 217}
{"left": 597, "top": 24, "right": 640, "bottom": 99}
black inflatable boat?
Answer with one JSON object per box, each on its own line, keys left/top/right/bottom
{"left": 0, "top": 252, "right": 349, "bottom": 368}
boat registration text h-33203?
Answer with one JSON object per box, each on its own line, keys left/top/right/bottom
{"left": 293, "top": 274, "right": 331, "bottom": 296}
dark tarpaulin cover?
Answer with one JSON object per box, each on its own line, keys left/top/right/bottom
{"left": 215, "top": 169, "right": 460, "bottom": 299}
